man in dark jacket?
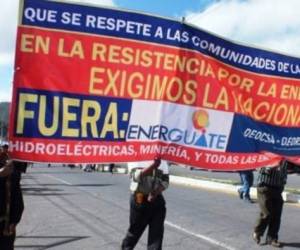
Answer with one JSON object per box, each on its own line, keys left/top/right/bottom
{"left": 253, "top": 160, "right": 298, "bottom": 248}
{"left": 0, "top": 145, "right": 24, "bottom": 250}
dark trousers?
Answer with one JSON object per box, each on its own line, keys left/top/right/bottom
{"left": 0, "top": 233, "right": 16, "bottom": 250}
{"left": 122, "top": 194, "right": 166, "bottom": 250}
{"left": 254, "top": 186, "right": 284, "bottom": 240}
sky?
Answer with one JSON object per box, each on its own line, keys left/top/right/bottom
{"left": 1, "top": 0, "right": 300, "bottom": 102}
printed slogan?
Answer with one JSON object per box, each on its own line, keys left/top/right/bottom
{"left": 9, "top": 0, "right": 300, "bottom": 170}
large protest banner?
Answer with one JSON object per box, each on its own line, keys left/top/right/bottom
{"left": 9, "top": 0, "right": 300, "bottom": 170}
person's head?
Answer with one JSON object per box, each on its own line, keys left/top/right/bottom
{"left": 153, "top": 157, "right": 161, "bottom": 168}
{"left": 14, "top": 161, "right": 28, "bottom": 173}
{"left": 1, "top": 144, "right": 8, "bottom": 153}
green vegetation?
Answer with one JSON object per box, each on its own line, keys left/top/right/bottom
{"left": 0, "top": 102, "right": 10, "bottom": 139}
{"left": 0, "top": 102, "right": 9, "bottom": 121}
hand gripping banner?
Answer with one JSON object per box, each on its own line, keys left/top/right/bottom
{"left": 9, "top": 0, "right": 300, "bottom": 170}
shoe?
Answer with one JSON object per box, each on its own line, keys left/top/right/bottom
{"left": 238, "top": 189, "right": 243, "bottom": 199}
{"left": 266, "top": 238, "right": 282, "bottom": 248}
{"left": 244, "top": 197, "right": 253, "bottom": 203}
{"left": 252, "top": 232, "right": 261, "bottom": 244}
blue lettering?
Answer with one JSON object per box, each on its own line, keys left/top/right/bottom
{"left": 216, "top": 135, "right": 226, "bottom": 149}
{"left": 151, "top": 125, "right": 160, "bottom": 139}
{"left": 159, "top": 125, "right": 168, "bottom": 141}
{"left": 126, "top": 125, "right": 227, "bottom": 149}
{"left": 138, "top": 125, "right": 152, "bottom": 139}
{"left": 208, "top": 133, "right": 218, "bottom": 148}
{"left": 168, "top": 128, "right": 182, "bottom": 142}
{"left": 127, "top": 125, "right": 138, "bottom": 139}
{"left": 183, "top": 131, "right": 197, "bottom": 144}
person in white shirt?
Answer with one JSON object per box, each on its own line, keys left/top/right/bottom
{"left": 122, "top": 158, "right": 169, "bottom": 250}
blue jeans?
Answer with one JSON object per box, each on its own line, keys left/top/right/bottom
{"left": 239, "top": 171, "right": 254, "bottom": 199}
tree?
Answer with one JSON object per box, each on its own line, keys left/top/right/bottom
{"left": 0, "top": 102, "right": 9, "bottom": 141}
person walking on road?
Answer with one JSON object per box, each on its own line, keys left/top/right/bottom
{"left": 122, "top": 158, "right": 169, "bottom": 250}
{"left": 253, "top": 160, "right": 297, "bottom": 247}
{"left": 109, "top": 163, "right": 115, "bottom": 174}
{"left": 238, "top": 170, "right": 254, "bottom": 203}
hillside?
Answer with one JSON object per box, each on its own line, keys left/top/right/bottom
{"left": 0, "top": 102, "right": 10, "bottom": 139}
{"left": 0, "top": 102, "right": 9, "bottom": 123}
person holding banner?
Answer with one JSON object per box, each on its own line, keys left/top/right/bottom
{"left": 122, "top": 158, "right": 169, "bottom": 250}
{"left": 252, "top": 160, "right": 297, "bottom": 247}
{"left": 0, "top": 145, "right": 12, "bottom": 177}
{"left": 0, "top": 145, "right": 24, "bottom": 250}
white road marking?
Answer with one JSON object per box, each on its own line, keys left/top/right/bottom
{"left": 43, "top": 174, "right": 72, "bottom": 185}
{"left": 165, "top": 220, "right": 236, "bottom": 250}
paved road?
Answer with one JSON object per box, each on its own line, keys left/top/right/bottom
{"left": 16, "top": 165, "right": 300, "bottom": 250}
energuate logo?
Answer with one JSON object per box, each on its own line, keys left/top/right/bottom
{"left": 127, "top": 109, "right": 227, "bottom": 150}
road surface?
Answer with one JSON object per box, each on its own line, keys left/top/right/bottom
{"left": 16, "top": 165, "right": 300, "bottom": 250}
